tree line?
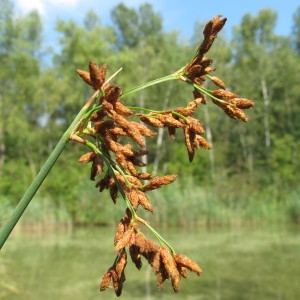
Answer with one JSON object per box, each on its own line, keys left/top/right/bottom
{"left": 1, "top": 0, "right": 300, "bottom": 225}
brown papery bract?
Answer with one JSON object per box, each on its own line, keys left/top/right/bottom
{"left": 160, "top": 247, "right": 181, "bottom": 292}
{"left": 99, "top": 269, "right": 112, "bottom": 291}
{"left": 174, "top": 254, "right": 202, "bottom": 276}
{"left": 89, "top": 61, "right": 106, "bottom": 90}
{"left": 141, "top": 175, "right": 178, "bottom": 191}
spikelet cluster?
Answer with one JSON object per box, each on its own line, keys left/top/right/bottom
{"left": 99, "top": 209, "right": 202, "bottom": 295}
{"left": 179, "top": 15, "right": 254, "bottom": 160}
{"left": 73, "top": 15, "right": 255, "bottom": 297}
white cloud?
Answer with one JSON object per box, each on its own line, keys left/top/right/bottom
{"left": 16, "top": 0, "right": 46, "bottom": 16}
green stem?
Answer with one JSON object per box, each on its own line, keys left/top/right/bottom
{"left": 193, "top": 83, "right": 227, "bottom": 104}
{"left": 121, "top": 73, "right": 178, "bottom": 99}
{"left": 143, "top": 222, "right": 176, "bottom": 255}
{"left": 127, "top": 106, "right": 165, "bottom": 114}
{"left": 171, "top": 111, "right": 190, "bottom": 124}
{"left": 0, "top": 90, "right": 100, "bottom": 250}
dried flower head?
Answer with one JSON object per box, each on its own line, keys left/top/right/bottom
{"left": 72, "top": 14, "right": 255, "bottom": 297}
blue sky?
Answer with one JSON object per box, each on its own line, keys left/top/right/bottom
{"left": 13, "top": 0, "right": 300, "bottom": 40}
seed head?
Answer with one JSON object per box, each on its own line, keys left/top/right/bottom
{"left": 174, "top": 253, "right": 202, "bottom": 276}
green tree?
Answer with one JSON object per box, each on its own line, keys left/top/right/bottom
{"left": 229, "top": 9, "right": 278, "bottom": 176}
{"left": 111, "top": 3, "right": 162, "bottom": 50}
{"left": 228, "top": 8, "right": 300, "bottom": 190}
{"left": 0, "top": 1, "right": 46, "bottom": 201}
{"left": 292, "top": 6, "right": 300, "bottom": 55}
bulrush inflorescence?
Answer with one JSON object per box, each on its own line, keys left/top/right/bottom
{"left": 71, "top": 15, "right": 254, "bottom": 296}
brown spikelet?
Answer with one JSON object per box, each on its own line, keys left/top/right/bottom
{"left": 126, "top": 175, "right": 143, "bottom": 189}
{"left": 200, "top": 57, "right": 214, "bottom": 68}
{"left": 109, "top": 182, "right": 118, "bottom": 204}
{"left": 194, "top": 135, "right": 212, "bottom": 150}
{"left": 118, "top": 144, "right": 134, "bottom": 157}
{"left": 78, "top": 151, "right": 97, "bottom": 163}
{"left": 199, "top": 35, "right": 213, "bottom": 55}
{"left": 232, "top": 107, "right": 248, "bottom": 122}
{"left": 109, "top": 127, "right": 127, "bottom": 136}
{"left": 129, "top": 244, "right": 142, "bottom": 270}
{"left": 100, "top": 269, "right": 112, "bottom": 291}
{"left": 126, "top": 161, "right": 139, "bottom": 176}
{"left": 174, "top": 254, "right": 202, "bottom": 276}
{"left": 160, "top": 247, "right": 181, "bottom": 293}
{"left": 133, "top": 149, "right": 148, "bottom": 157}
{"left": 114, "top": 223, "right": 126, "bottom": 246}
{"left": 94, "top": 120, "right": 115, "bottom": 135}
{"left": 228, "top": 98, "right": 255, "bottom": 109}
{"left": 223, "top": 105, "right": 248, "bottom": 122}
{"left": 212, "top": 89, "right": 238, "bottom": 100}
{"left": 156, "top": 114, "right": 184, "bottom": 128}
{"left": 114, "top": 101, "right": 133, "bottom": 117}
{"left": 156, "top": 268, "right": 168, "bottom": 290}
{"left": 112, "top": 114, "right": 129, "bottom": 128}
{"left": 184, "top": 126, "right": 195, "bottom": 162}
{"left": 194, "top": 76, "right": 206, "bottom": 85}
{"left": 114, "top": 214, "right": 131, "bottom": 246}
{"left": 211, "top": 14, "right": 227, "bottom": 35}
{"left": 151, "top": 251, "right": 162, "bottom": 273}
{"left": 177, "top": 265, "right": 189, "bottom": 278}
{"left": 193, "top": 89, "right": 207, "bottom": 104}
{"left": 199, "top": 15, "right": 227, "bottom": 55}
{"left": 110, "top": 268, "right": 123, "bottom": 297}
{"left": 204, "top": 66, "right": 216, "bottom": 74}
{"left": 129, "top": 156, "right": 146, "bottom": 167}
{"left": 115, "top": 229, "right": 133, "bottom": 252}
{"left": 125, "top": 124, "right": 146, "bottom": 148}
{"left": 134, "top": 122, "right": 157, "bottom": 137}
{"left": 90, "top": 109, "right": 106, "bottom": 122}
{"left": 137, "top": 173, "right": 153, "bottom": 180}
{"left": 76, "top": 69, "right": 93, "bottom": 86}
{"left": 210, "top": 76, "right": 226, "bottom": 89}
{"left": 142, "top": 240, "right": 160, "bottom": 271}
{"left": 95, "top": 174, "right": 111, "bottom": 192}
{"left": 139, "top": 114, "right": 164, "bottom": 128}
{"left": 142, "top": 175, "right": 178, "bottom": 191}
{"left": 134, "top": 232, "right": 146, "bottom": 253}
{"left": 202, "top": 19, "right": 213, "bottom": 38}
{"left": 104, "top": 84, "right": 122, "bottom": 104}
{"left": 190, "top": 97, "right": 203, "bottom": 107}
{"left": 90, "top": 155, "right": 104, "bottom": 180}
{"left": 109, "top": 269, "right": 119, "bottom": 295}
{"left": 127, "top": 190, "right": 140, "bottom": 210}
{"left": 115, "top": 250, "right": 127, "bottom": 276}
{"left": 168, "top": 126, "right": 176, "bottom": 139}
{"left": 144, "top": 239, "right": 160, "bottom": 254}
{"left": 188, "top": 118, "right": 206, "bottom": 135}
{"left": 136, "top": 190, "right": 154, "bottom": 212}
{"left": 101, "top": 99, "right": 114, "bottom": 115}
{"left": 105, "top": 137, "right": 120, "bottom": 153}
{"left": 89, "top": 61, "right": 106, "bottom": 90}
{"left": 174, "top": 107, "right": 190, "bottom": 117}
{"left": 186, "top": 64, "right": 203, "bottom": 79}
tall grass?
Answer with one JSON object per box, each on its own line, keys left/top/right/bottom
{"left": 1, "top": 178, "right": 299, "bottom": 228}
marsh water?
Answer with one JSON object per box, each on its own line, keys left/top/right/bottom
{"left": 1, "top": 224, "right": 300, "bottom": 300}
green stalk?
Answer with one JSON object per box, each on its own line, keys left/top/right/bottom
{"left": 0, "top": 90, "right": 100, "bottom": 250}
{"left": 121, "top": 73, "right": 178, "bottom": 98}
